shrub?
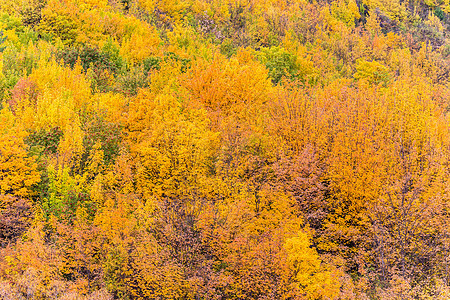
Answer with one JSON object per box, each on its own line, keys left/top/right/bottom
{"left": 258, "top": 46, "right": 299, "bottom": 84}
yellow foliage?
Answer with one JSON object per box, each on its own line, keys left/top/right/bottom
{"left": 87, "top": 92, "right": 127, "bottom": 123}
{"left": 388, "top": 47, "right": 413, "bottom": 77}
{"left": 138, "top": 0, "right": 192, "bottom": 21}
{"left": 119, "top": 23, "right": 161, "bottom": 64}
{"left": 38, "top": 0, "right": 79, "bottom": 45}
{"left": 365, "top": 11, "right": 382, "bottom": 36}
{"left": 354, "top": 59, "right": 390, "bottom": 84}
{"left": 14, "top": 60, "right": 92, "bottom": 164}
{"left": 75, "top": 0, "right": 109, "bottom": 10}
{"left": 285, "top": 230, "right": 342, "bottom": 299}
{"left": 363, "top": 0, "right": 408, "bottom": 20}
{"left": 126, "top": 89, "right": 219, "bottom": 200}
{"left": 0, "top": 108, "right": 40, "bottom": 197}
{"left": 166, "top": 24, "right": 206, "bottom": 58}
{"left": 0, "top": 0, "right": 448, "bottom": 297}
{"left": 331, "top": 0, "right": 361, "bottom": 27}
{"left": 184, "top": 51, "right": 274, "bottom": 131}
{"left": 425, "top": 11, "right": 444, "bottom": 33}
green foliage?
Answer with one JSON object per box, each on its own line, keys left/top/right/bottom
{"left": 42, "top": 165, "right": 95, "bottom": 222}
{"left": 434, "top": 6, "right": 445, "bottom": 20}
{"left": 0, "top": 14, "right": 39, "bottom": 46}
{"left": 163, "top": 51, "right": 191, "bottom": 72}
{"left": 25, "top": 127, "right": 64, "bottom": 156}
{"left": 0, "top": 14, "right": 24, "bottom": 33}
{"left": 81, "top": 115, "right": 122, "bottom": 168}
{"left": 0, "top": 30, "right": 6, "bottom": 53}
{"left": 219, "top": 38, "right": 237, "bottom": 58}
{"left": 143, "top": 56, "right": 161, "bottom": 73}
{"left": 38, "top": 11, "right": 77, "bottom": 45}
{"left": 114, "top": 65, "right": 149, "bottom": 96}
{"left": 258, "top": 46, "right": 299, "bottom": 84}
{"left": 102, "top": 37, "right": 125, "bottom": 73}
{"left": 57, "top": 45, "right": 121, "bottom": 91}
{"left": 0, "top": 57, "right": 22, "bottom": 102}
{"left": 19, "top": 0, "right": 46, "bottom": 27}
{"left": 57, "top": 45, "right": 119, "bottom": 73}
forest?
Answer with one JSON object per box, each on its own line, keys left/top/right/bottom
{"left": 0, "top": 0, "right": 449, "bottom": 299}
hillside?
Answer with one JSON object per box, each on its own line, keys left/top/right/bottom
{"left": 0, "top": 0, "right": 449, "bottom": 299}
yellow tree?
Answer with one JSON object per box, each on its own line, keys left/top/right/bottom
{"left": 0, "top": 107, "right": 40, "bottom": 197}
{"left": 14, "top": 59, "right": 92, "bottom": 167}
{"left": 126, "top": 87, "right": 219, "bottom": 201}
{"left": 284, "top": 229, "right": 343, "bottom": 299}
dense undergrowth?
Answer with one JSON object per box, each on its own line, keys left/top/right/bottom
{"left": 0, "top": 0, "right": 449, "bottom": 299}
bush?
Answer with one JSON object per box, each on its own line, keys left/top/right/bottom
{"left": 0, "top": 195, "right": 32, "bottom": 247}
{"left": 25, "top": 127, "right": 63, "bottom": 156}
{"left": 354, "top": 59, "right": 390, "bottom": 84}
{"left": 258, "top": 47, "right": 299, "bottom": 84}
{"left": 19, "top": 0, "right": 46, "bottom": 28}
{"left": 57, "top": 45, "right": 122, "bottom": 92}
{"left": 81, "top": 115, "right": 122, "bottom": 168}
{"left": 57, "top": 45, "right": 118, "bottom": 73}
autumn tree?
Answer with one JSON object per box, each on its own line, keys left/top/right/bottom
{"left": 0, "top": 107, "right": 40, "bottom": 197}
